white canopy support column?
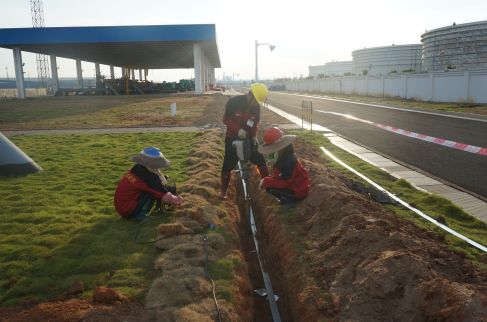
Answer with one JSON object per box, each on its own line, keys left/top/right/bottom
{"left": 138, "top": 69, "right": 142, "bottom": 80}
{"left": 50, "top": 54, "right": 59, "bottom": 94}
{"left": 76, "top": 59, "right": 83, "bottom": 88}
{"left": 121, "top": 67, "right": 126, "bottom": 78}
{"left": 131, "top": 69, "right": 135, "bottom": 80}
{"left": 193, "top": 43, "right": 202, "bottom": 94}
{"left": 110, "top": 65, "right": 115, "bottom": 79}
{"left": 95, "top": 63, "right": 100, "bottom": 78}
{"left": 202, "top": 52, "right": 207, "bottom": 93}
{"left": 12, "top": 47, "right": 26, "bottom": 99}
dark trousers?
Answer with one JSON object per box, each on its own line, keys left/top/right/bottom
{"left": 265, "top": 187, "right": 300, "bottom": 202}
{"left": 126, "top": 191, "right": 156, "bottom": 220}
{"left": 222, "top": 137, "right": 266, "bottom": 172}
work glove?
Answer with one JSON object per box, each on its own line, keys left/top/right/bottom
{"left": 259, "top": 179, "right": 265, "bottom": 191}
{"left": 238, "top": 128, "right": 247, "bottom": 140}
{"left": 251, "top": 137, "right": 259, "bottom": 151}
{"left": 162, "top": 192, "right": 183, "bottom": 205}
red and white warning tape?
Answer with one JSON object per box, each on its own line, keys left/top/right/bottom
{"left": 268, "top": 97, "right": 487, "bottom": 157}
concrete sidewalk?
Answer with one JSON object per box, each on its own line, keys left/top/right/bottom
{"left": 1, "top": 126, "right": 203, "bottom": 136}
{"left": 267, "top": 103, "right": 487, "bottom": 224}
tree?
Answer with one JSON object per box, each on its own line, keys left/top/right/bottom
{"left": 317, "top": 73, "right": 325, "bottom": 79}
{"left": 445, "top": 65, "right": 457, "bottom": 69}
{"left": 389, "top": 70, "right": 398, "bottom": 73}
{"left": 324, "top": 75, "right": 331, "bottom": 78}
{"left": 306, "top": 75, "right": 315, "bottom": 80}
{"left": 401, "top": 69, "right": 415, "bottom": 72}
{"left": 343, "top": 72, "right": 355, "bottom": 77}
{"left": 362, "top": 70, "right": 368, "bottom": 75}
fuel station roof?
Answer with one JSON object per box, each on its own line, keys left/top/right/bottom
{"left": 0, "top": 24, "right": 220, "bottom": 69}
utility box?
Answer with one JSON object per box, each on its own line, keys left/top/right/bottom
{"left": 171, "top": 103, "right": 176, "bottom": 117}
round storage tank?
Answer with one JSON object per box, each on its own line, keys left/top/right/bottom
{"left": 421, "top": 21, "right": 487, "bottom": 71}
{"left": 324, "top": 61, "right": 353, "bottom": 76}
{"left": 352, "top": 44, "right": 422, "bottom": 75}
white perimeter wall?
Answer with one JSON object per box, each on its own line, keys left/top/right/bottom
{"left": 265, "top": 69, "right": 487, "bottom": 103}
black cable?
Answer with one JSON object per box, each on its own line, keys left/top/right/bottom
{"left": 133, "top": 217, "right": 222, "bottom": 322}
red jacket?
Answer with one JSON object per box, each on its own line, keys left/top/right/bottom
{"left": 223, "top": 95, "right": 260, "bottom": 139}
{"left": 114, "top": 164, "right": 167, "bottom": 216}
{"left": 263, "top": 154, "right": 309, "bottom": 199}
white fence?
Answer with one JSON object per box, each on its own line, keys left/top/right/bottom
{"left": 264, "top": 69, "right": 487, "bottom": 104}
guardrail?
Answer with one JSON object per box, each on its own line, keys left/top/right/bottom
{"left": 302, "top": 99, "right": 313, "bottom": 132}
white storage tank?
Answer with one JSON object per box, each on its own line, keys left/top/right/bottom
{"left": 421, "top": 21, "right": 487, "bottom": 71}
{"left": 309, "top": 61, "right": 353, "bottom": 78}
{"left": 352, "top": 44, "right": 422, "bottom": 75}
{"left": 308, "top": 65, "right": 327, "bottom": 78}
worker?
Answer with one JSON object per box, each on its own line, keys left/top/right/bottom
{"left": 114, "top": 147, "right": 182, "bottom": 221}
{"left": 218, "top": 83, "right": 270, "bottom": 200}
{"left": 258, "top": 127, "right": 309, "bottom": 209}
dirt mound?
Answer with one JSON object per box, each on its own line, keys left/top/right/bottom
{"left": 145, "top": 129, "right": 251, "bottom": 321}
{"left": 247, "top": 135, "right": 487, "bottom": 321}
{"left": 0, "top": 297, "right": 152, "bottom": 322}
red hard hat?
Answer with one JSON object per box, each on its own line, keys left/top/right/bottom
{"left": 263, "top": 127, "right": 284, "bottom": 145}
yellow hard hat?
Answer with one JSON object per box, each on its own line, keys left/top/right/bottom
{"left": 250, "top": 83, "right": 268, "bottom": 106}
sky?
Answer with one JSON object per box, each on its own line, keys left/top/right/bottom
{"left": 1, "top": 0, "right": 487, "bottom": 83}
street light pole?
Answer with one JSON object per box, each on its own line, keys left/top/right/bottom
{"left": 255, "top": 40, "right": 276, "bottom": 83}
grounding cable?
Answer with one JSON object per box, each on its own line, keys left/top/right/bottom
{"left": 237, "top": 161, "right": 282, "bottom": 322}
{"left": 320, "top": 146, "right": 487, "bottom": 253}
{"left": 133, "top": 218, "right": 222, "bottom": 322}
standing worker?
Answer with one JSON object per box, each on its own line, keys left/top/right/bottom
{"left": 218, "top": 84, "right": 270, "bottom": 200}
{"left": 258, "top": 127, "right": 309, "bottom": 209}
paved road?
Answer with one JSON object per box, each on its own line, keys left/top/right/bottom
{"left": 263, "top": 91, "right": 487, "bottom": 199}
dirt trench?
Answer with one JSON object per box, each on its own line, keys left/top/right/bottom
{"left": 232, "top": 169, "right": 319, "bottom": 322}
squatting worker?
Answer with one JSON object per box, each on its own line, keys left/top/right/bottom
{"left": 258, "top": 127, "right": 309, "bottom": 209}
{"left": 219, "top": 83, "right": 270, "bottom": 200}
{"left": 114, "top": 147, "right": 183, "bottom": 221}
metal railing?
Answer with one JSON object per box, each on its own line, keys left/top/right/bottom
{"left": 302, "top": 99, "right": 313, "bottom": 132}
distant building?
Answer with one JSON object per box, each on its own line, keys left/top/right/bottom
{"left": 309, "top": 61, "right": 353, "bottom": 78}
{"left": 352, "top": 44, "right": 422, "bottom": 75}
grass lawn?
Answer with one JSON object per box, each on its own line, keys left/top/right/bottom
{"left": 0, "top": 131, "right": 199, "bottom": 307}
{"left": 0, "top": 95, "right": 213, "bottom": 130}
{"left": 294, "top": 131, "right": 487, "bottom": 267}
{"left": 284, "top": 91, "right": 487, "bottom": 116}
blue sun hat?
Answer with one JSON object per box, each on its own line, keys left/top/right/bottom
{"left": 129, "top": 147, "right": 172, "bottom": 168}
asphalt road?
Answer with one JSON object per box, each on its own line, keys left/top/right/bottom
{"left": 262, "top": 91, "right": 487, "bottom": 199}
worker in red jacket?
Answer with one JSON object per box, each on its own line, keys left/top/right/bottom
{"left": 114, "top": 147, "right": 182, "bottom": 221}
{"left": 258, "top": 127, "right": 309, "bottom": 209}
{"left": 219, "top": 83, "right": 270, "bottom": 200}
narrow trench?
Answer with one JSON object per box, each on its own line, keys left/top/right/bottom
{"left": 233, "top": 171, "right": 297, "bottom": 322}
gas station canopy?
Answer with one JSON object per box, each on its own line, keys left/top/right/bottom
{"left": 0, "top": 24, "right": 221, "bottom": 69}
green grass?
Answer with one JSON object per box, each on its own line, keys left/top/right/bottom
{"left": 283, "top": 91, "right": 487, "bottom": 116}
{"left": 0, "top": 132, "right": 199, "bottom": 307}
{"left": 0, "top": 95, "right": 212, "bottom": 129}
{"left": 294, "top": 130, "right": 487, "bottom": 267}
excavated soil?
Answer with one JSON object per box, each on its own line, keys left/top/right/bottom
{"left": 243, "top": 131, "right": 487, "bottom": 322}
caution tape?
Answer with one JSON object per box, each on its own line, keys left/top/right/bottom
{"left": 268, "top": 97, "right": 487, "bottom": 157}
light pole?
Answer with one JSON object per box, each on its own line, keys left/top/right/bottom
{"left": 233, "top": 73, "right": 239, "bottom": 83}
{"left": 255, "top": 40, "right": 276, "bottom": 83}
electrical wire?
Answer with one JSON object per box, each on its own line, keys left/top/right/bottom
{"left": 133, "top": 217, "right": 222, "bottom": 322}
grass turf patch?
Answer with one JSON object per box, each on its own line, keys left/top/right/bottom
{"left": 283, "top": 91, "right": 487, "bottom": 116}
{"left": 294, "top": 130, "right": 487, "bottom": 267}
{"left": 0, "top": 95, "right": 213, "bottom": 130}
{"left": 0, "top": 132, "right": 198, "bottom": 307}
